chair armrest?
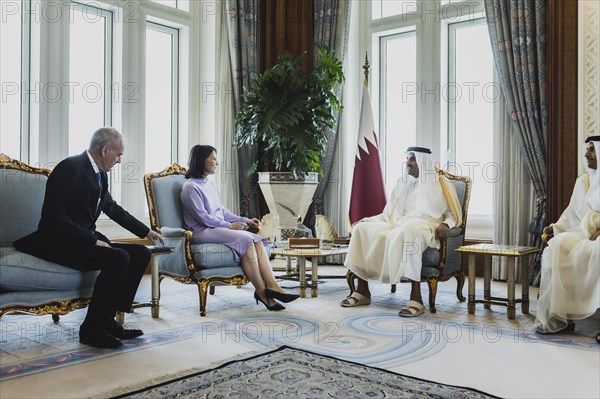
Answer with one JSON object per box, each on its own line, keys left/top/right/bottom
{"left": 153, "top": 227, "right": 196, "bottom": 278}
{"left": 441, "top": 232, "right": 465, "bottom": 274}
{"left": 159, "top": 227, "right": 187, "bottom": 237}
{"left": 448, "top": 227, "right": 462, "bottom": 238}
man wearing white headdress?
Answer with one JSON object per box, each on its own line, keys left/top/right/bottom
{"left": 535, "top": 136, "right": 600, "bottom": 338}
{"left": 341, "top": 146, "right": 460, "bottom": 317}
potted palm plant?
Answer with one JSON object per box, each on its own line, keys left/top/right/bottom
{"left": 235, "top": 45, "right": 344, "bottom": 238}
{"left": 236, "top": 45, "right": 345, "bottom": 178}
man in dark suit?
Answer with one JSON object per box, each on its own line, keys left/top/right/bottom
{"left": 14, "top": 127, "right": 164, "bottom": 349}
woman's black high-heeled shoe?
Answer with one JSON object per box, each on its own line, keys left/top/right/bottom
{"left": 254, "top": 291, "right": 285, "bottom": 311}
{"left": 264, "top": 288, "right": 300, "bottom": 303}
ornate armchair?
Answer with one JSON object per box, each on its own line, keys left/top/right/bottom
{"left": 0, "top": 154, "right": 97, "bottom": 321}
{"left": 346, "top": 170, "right": 472, "bottom": 313}
{"left": 144, "top": 164, "right": 248, "bottom": 316}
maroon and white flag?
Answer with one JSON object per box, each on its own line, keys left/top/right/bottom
{"left": 348, "top": 83, "right": 387, "bottom": 225}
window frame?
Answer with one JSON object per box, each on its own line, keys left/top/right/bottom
{"left": 1, "top": 0, "right": 205, "bottom": 238}
{"left": 68, "top": 1, "right": 114, "bottom": 143}
{"left": 446, "top": 16, "right": 494, "bottom": 222}
{"left": 378, "top": 28, "right": 417, "bottom": 191}
{"left": 21, "top": 0, "right": 32, "bottom": 162}
{"left": 0, "top": 0, "right": 32, "bottom": 161}
{"left": 446, "top": 16, "right": 489, "bottom": 166}
{"left": 68, "top": 2, "right": 116, "bottom": 210}
{"left": 149, "top": 0, "right": 190, "bottom": 12}
{"left": 145, "top": 21, "right": 180, "bottom": 166}
{"left": 366, "top": 0, "right": 492, "bottom": 239}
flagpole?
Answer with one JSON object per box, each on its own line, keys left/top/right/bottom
{"left": 349, "top": 52, "right": 387, "bottom": 228}
{"left": 363, "top": 53, "right": 370, "bottom": 87}
{"left": 350, "top": 52, "right": 372, "bottom": 234}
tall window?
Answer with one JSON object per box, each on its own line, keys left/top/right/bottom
{"left": 1, "top": 0, "right": 28, "bottom": 159}
{"left": 144, "top": 22, "right": 179, "bottom": 175}
{"left": 447, "top": 19, "right": 494, "bottom": 218}
{"left": 380, "top": 31, "right": 417, "bottom": 192}
{"left": 1, "top": 0, "right": 194, "bottom": 231}
{"left": 371, "top": 0, "right": 493, "bottom": 237}
{"left": 68, "top": 2, "right": 113, "bottom": 155}
{"left": 372, "top": 0, "right": 418, "bottom": 19}
{"left": 149, "top": 0, "right": 189, "bottom": 12}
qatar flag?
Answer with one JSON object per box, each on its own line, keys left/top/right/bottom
{"left": 348, "top": 83, "right": 387, "bottom": 225}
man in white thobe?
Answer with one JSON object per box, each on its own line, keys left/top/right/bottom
{"left": 341, "top": 147, "right": 459, "bottom": 317}
{"left": 535, "top": 136, "right": 600, "bottom": 336}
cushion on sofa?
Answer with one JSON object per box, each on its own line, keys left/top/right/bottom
{"left": 191, "top": 243, "right": 239, "bottom": 268}
{"left": 0, "top": 247, "right": 98, "bottom": 292}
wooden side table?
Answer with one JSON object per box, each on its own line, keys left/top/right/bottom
{"left": 116, "top": 245, "right": 173, "bottom": 324}
{"left": 456, "top": 244, "right": 541, "bottom": 319}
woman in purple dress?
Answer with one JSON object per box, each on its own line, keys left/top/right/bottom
{"left": 180, "top": 145, "right": 299, "bottom": 311}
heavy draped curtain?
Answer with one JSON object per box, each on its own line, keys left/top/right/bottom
{"left": 484, "top": 0, "right": 547, "bottom": 285}
{"left": 225, "top": 0, "right": 261, "bottom": 217}
{"left": 312, "top": 0, "right": 351, "bottom": 216}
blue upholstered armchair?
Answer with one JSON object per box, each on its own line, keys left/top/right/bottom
{"left": 346, "top": 169, "right": 472, "bottom": 313}
{"left": 144, "top": 164, "right": 248, "bottom": 316}
{"left": 0, "top": 154, "right": 98, "bottom": 320}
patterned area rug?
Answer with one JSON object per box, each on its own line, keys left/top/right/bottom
{"left": 117, "top": 346, "right": 499, "bottom": 399}
{"left": 1, "top": 272, "right": 598, "bottom": 398}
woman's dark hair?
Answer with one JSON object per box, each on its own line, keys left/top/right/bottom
{"left": 185, "top": 145, "right": 217, "bottom": 179}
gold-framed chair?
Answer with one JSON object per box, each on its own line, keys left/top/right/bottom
{"left": 144, "top": 164, "right": 248, "bottom": 316}
{"left": 346, "top": 169, "right": 472, "bottom": 313}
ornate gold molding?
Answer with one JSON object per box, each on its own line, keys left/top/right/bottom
{"left": 583, "top": 0, "right": 599, "bottom": 137}
{"left": 0, "top": 299, "right": 90, "bottom": 319}
{"left": 0, "top": 153, "right": 51, "bottom": 176}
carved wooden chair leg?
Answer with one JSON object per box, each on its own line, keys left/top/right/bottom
{"left": 210, "top": 286, "right": 216, "bottom": 295}
{"left": 427, "top": 278, "right": 438, "bottom": 313}
{"left": 455, "top": 273, "right": 466, "bottom": 302}
{"left": 198, "top": 282, "right": 209, "bottom": 317}
{"left": 52, "top": 314, "right": 60, "bottom": 323}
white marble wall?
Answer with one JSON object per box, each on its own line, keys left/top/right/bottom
{"left": 579, "top": 0, "right": 600, "bottom": 148}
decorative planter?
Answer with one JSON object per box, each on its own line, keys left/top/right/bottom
{"left": 258, "top": 172, "right": 319, "bottom": 240}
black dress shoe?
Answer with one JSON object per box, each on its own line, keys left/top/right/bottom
{"left": 102, "top": 318, "right": 144, "bottom": 340}
{"left": 264, "top": 288, "right": 300, "bottom": 303}
{"left": 79, "top": 322, "right": 123, "bottom": 349}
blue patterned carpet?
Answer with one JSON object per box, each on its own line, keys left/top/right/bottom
{"left": 116, "top": 346, "right": 500, "bottom": 399}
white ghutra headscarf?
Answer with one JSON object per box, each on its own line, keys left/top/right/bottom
{"left": 584, "top": 136, "right": 600, "bottom": 212}
{"left": 401, "top": 146, "right": 449, "bottom": 221}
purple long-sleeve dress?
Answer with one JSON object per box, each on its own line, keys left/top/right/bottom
{"left": 180, "top": 177, "right": 262, "bottom": 261}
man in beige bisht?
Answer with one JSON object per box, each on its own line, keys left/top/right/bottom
{"left": 535, "top": 136, "right": 599, "bottom": 340}
{"left": 341, "top": 146, "right": 462, "bottom": 317}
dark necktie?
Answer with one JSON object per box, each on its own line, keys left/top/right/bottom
{"left": 96, "top": 172, "right": 102, "bottom": 190}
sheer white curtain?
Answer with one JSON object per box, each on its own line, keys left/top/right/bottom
{"left": 324, "top": 1, "right": 360, "bottom": 237}
{"left": 215, "top": 5, "right": 241, "bottom": 214}
{"left": 492, "top": 94, "right": 535, "bottom": 280}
